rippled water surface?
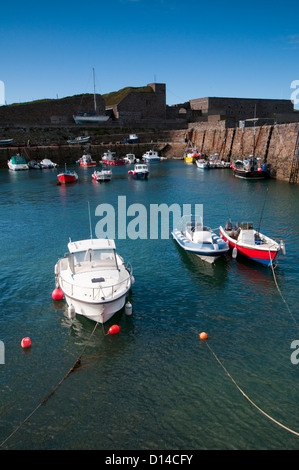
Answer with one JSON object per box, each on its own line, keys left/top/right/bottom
{"left": 0, "top": 161, "right": 298, "bottom": 450}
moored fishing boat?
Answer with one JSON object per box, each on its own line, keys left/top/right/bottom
{"left": 232, "top": 156, "right": 270, "bottom": 179}
{"left": 128, "top": 163, "right": 149, "bottom": 180}
{"left": 102, "top": 150, "right": 125, "bottom": 166}
{"left": 54, "top": 237, "right": 133, "bottom": 323}
{"left": 123, "top": 153, "right": 137, "bottom": 164}
{"left": 196, "top": 159, "right": 210, "bottom": 169}
{"left": 92, "top": 169, "right": 112, "bottom": 182}
{"left": 219, "top": 221, "right": 286, "bottom": 266}
{"left": 67, "top": 136, "right": 90, "bottom": 144}
{"left": 78, "top": 153, "right": 97, "bottom": 167}
{"left": 172, "top": 216, "right": 229, "bottom": 263}
{"left": 57, "top": 164, "right": 78, "bottom": 184}
{"left": 183, "top": 140, "right": 201, "bottom": 164}
{"left": 142, "top": 150, "right": 161, "bottom": 163}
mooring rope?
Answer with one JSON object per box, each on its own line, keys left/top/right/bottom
{"left": 269, "top": 255, "right": 299, "bottom": 332}
{"left": 202, "top": 339, "right": 299, "bottom": 438}
{"left": 0, "top": 321, "right": 100, "bottom": 449}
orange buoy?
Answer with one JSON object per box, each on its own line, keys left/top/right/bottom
{"left": 21, "top": 337, "right": 31, "bottom": 348}
{"left": 108, "top": 324, "right": 120, "bottom": 335}
{"left": 199, "top": 332, "right": 208, "bottom": 340}
{"left": 52, "top": 288, "right": 64, "bottom": 300}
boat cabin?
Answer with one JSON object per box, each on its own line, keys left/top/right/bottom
{"left": 11, "top": 155, "right": 27, "bottom": 165}
{"left": 135, "top": 164, "right": 148, "bottom": 171}
{"left": 63, "top": 239, "right": 119, "bottom": 275}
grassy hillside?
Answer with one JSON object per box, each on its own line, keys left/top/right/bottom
{"left": 103, "top": 86, "right": 154, "bottom": 106}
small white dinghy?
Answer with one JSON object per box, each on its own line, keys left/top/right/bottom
{"left": 172, "top": 216, "right": 229, "bottom": 263}
{"left": 55, "top": 238, "right": 133, "bottom": 323}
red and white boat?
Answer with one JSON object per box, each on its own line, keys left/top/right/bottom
{"left": 92, "top": 169, "right": 112, "bottom": 182}
{"left": 219, "top": 221, "right": 285, "bottom": 267}
{"left": 78, "top": 154, "right": 96, "bottom": 167}
{"left": 57, "top": 165, "right": 78, "bottom": 184}
{"left": 102, "top": 150, "right": 125, "bottom": 166}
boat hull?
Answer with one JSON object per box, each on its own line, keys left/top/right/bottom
{"left": 63, "top": 292, "right": 128, "bottom": 324}
{"left": 219, "top": 226, "right": 279, "bottom": 266}
{"left": 57, "top": 174, "right": 78, "bottom": 184}
{"left": 129, "top": 171, "right": 148, "bottom": 180}
{"left": 79, "top": 162, "right": 97, "bottom": 167}
{"left": 73, "top": 115, "right": 109, "bottom": 124}
{"left": 103, "top": 160, "right": 125, "bottom": 166}
{"left": 233, "top": 169, "right": 269, "bottom": 180}
{"left": 92, "top": 172, "right": 111, "bottom": 182}
{"left": 8, "top": 164, "right": 29, "bottom": 171}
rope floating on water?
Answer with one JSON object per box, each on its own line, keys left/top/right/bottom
{"left": 201, "top": 337, "right": 299, "bottom": 438}
{"left": 0, "top": 321, "right": 100, "bottom": 449}
{"left": 269, "top": 256, "right": 299, "bottom": 333}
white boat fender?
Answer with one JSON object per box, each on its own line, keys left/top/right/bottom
{"left": 125, "top": 302, "right": 132, "bottom": 316}
{"left": 232, "top": 246, "right": 238, "bottom": 258}
{"left": 67, "top": 304, "right": 76, "bottom": 320}
{"left": 280, "top": 240, "right": 286, "bottom": 256}
{"left": 130, "top": 275, "right": 135, "bottom": 285}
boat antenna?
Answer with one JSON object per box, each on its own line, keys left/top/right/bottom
{"left": 88, "top": 201, "right": 93, "bottom": 239}
{"left": 225, "top": 202, "right": 231, "bottom": 222}
{"left": 257, "top": 187, "right": 268, "bottom": 235}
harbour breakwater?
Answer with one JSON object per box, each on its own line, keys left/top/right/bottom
{"left": 0, "top": 122, "right": 298, "bottom": 182}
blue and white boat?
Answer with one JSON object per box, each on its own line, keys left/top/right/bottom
{"left": 0, "top": 138, "right": 13, "bottom": 145}
{"left": 196, "top": 159, "right": 210, "bottom": 169}
{"left": 67, "top": 136, "right": 90, "bottom": 144}
{"left": 172, "top": 216, "right": 229, "bottom": 263}
{"left": 128, "top": 163, "right": 149, "bottom": 180}
{"left": 142, "top": 150, "right": 161, "bottom": 163}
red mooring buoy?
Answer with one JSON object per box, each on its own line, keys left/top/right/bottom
{"left": 199, "top": 332, "right": 208, "bottom": 340}
{"left": 108, "top": 325, "right": 120, "bottom": 335}
{"left": 52, "top": 288, "right": 64, "bottom": 300}
{"left": 21, "top": 337, "right": 31, "bottom": 348}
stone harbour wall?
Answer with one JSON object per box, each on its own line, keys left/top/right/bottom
{"left": 0, "top": 122, "right": 298, "bottom": 182}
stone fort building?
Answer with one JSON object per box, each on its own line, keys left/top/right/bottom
{"left": 0, "top": 81, "right": 298, "bottom": 128}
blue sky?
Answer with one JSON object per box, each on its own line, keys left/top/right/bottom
{"left": 1, "top": 0, "right": 299, "bottom": 108}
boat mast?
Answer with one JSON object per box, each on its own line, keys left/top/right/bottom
{"left": 253, "top": 104, "right": 256, "bottom": 157}
{"left": 93, "top": 68, "right": 97, "bottom": 114}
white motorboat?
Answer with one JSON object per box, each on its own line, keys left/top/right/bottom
{"left": 196, "top": 159, "right": 210, "bottom": 169}
{"left": 172, "top": 216, "right": 229, "bottom": 263}
{"left": 142, "top": 150, "right": 161, "bottom": 162}
{"left": 7, "top": 154, "right": 29, "bottom": 171}
{"left": 40, "top": 158, "right": 58, "bottom": 168}
{"left": 123, "top": 153, "right": 137, "bottom": 164}
{"left": 128, "top": 163, "right": 149, "bottom": 179}
{"left": 92, "top": 169, "right": 112, "bottom": 182}
{"left": 55, "top": 238, "right": 133, "bottom": 323}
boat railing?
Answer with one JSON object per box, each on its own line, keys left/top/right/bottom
{"left": 59, "top": 270, "right": 132, "bottom": 301}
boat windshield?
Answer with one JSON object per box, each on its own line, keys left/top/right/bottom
{"left": 71, "top": 248, "right": 118, "bottom": 273}
{"left": 240, "top": 222, "right": 253, "bottom": 230}
{"left": 11, "top": 155, "right": 26, "bottom": 164}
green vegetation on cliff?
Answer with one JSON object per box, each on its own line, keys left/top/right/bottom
{"left": 103, "top": 86, "right": 154, "bottom": 106}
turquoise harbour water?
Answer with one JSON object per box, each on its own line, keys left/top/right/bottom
{"left": 0, "top": 160, "right": 298, "bottom": 450}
